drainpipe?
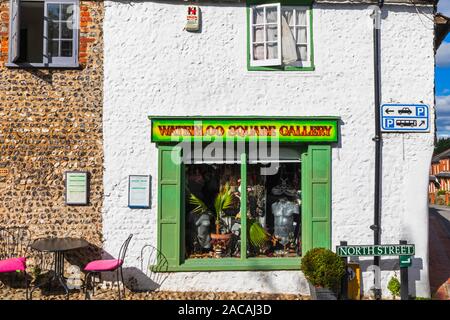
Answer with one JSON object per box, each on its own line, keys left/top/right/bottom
{"left": 370, "top": 0, "right": 384, "bottom": 300}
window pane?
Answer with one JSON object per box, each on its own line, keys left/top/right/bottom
{"left": 247, "top": 162, "right": 301, "bottom": 258}
{"left": 266, "top": 6, "right": 278, "bottom": 23}
{"left": 253, "top": 26, "right": 264, "bottom": 43}
{"left": 297, "top": 45, "right": 307, "bottom": 61}
{"left": 61, "top": 4, "right": 74, "bottom": 20}
{"left": 266, "top": 25, "right": 278, "bottom": 42}
{"left": 48, "top": 21, "right": 59, "bottom": 39}
{"left": 61, "top": 41, "right": 73, "bottom": 57}
{"left": 49, "top": 40, "right": 59, "bottom": 57}
{"left": 47, "top": 4, "right": 60, "bottom": 20}
{"left": 253, "top": 44, "right": 264, "bottom": 60}
{"left": 296, "top": 27, "right": 307, "bottom": 44}
{"left": 282, "top": 9, "right": 294, "bottom": 26}
{"left": 61, "top": 21, "right": 74, "bottom": 39}
{"left": 297, "top": 10, "right": 307, "bottom": 26}
{"left": 267, "top": 43, "right": 278, "bottom": 59}
{"left": 253, "top": 7, "right": 264, "bottom": 24}
{"left": 185, "top": 163, "right": 241, "bottom": 259}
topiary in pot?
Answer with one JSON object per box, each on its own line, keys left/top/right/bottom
{"left": 301, "top": 248, "right": 346, "bottom": 300}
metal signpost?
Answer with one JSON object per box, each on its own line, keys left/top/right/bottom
{"left": 380, "top": 104, "right": 429, "bottom": 132}
{"left": 337, "top": 241, "right": 415, "bottom": 300}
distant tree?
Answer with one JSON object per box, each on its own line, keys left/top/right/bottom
{"left": 435, "top": 138, "right": 450, "bottom": 155}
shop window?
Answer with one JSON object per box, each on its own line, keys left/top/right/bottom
{"left": 248, "top": 1, "right": 314, "bottom": 71}
{"left": 185, "top": 163, "right": 242, "bottom": 259}
{"left": 247, "top": 162, "right": 301, "bottom": 258}
{"left": 157, "top": 142, "right": 331, "bottom": 271}
{"left": 184, "top": 147, "right": 303, "bottom": 260}
{"left": 7, "top": 0, "right": 79, "bottom": 68}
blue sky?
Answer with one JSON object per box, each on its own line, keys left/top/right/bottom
{"left": 436, "top": 1, "right": 450, "bottom": 137}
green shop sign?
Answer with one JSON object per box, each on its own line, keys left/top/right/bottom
{"left": 336, "top": 244, "right": 415, "bottom": 257}
{"left": 149, "top": 117, "right": 339, "bottom": 143}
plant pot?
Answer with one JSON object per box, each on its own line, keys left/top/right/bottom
{"left": 308, "top": 282, "right": 338, "bottom": 300}
{"left": 210, "top": 233, "right": 232, "bottom": 241}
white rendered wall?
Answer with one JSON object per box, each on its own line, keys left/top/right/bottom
{"left": 103, "top": 1, "right": 435, "bottom": 298}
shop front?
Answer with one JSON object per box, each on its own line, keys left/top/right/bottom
{"left": 150, "top": 116, "right": 339, "bottom": 272}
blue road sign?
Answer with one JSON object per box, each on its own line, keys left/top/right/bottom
{"left": 380, "top": 104, "right": 429, "bottom": 132}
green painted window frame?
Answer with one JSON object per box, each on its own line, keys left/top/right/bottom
{"left": 246, "top": 0, "right": 315, "bottom": 72}
{"left": 156, "top": 143, "right": 331, "bottom": 272}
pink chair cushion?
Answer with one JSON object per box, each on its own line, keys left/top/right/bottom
{"left": 0, "top": 257, "right": 26, "bottom": 273}
{"left": 84, "top": 259, "right": 123, "bottom": 272}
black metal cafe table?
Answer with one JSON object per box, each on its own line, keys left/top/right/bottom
{"left": 30, "top": 237, "right": 89, "bottom": 300}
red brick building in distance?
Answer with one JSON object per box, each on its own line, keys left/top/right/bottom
{"left": 429, "top": 149, "right": 450, "bottom": 205}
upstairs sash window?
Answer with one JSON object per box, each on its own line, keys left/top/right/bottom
{"left": 250, "top": 3, "right": 282, "bottom": 67}
{"left": 249, "top": 3, "right": 313, "bottom": 70}
{"left": 8, "top": 0, "right": 79, "bottom": 67}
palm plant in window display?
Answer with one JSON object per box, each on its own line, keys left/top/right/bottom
{"left": 188, "top": 183, "right": 234, "bottom": 236}
{"left": 248, "top": 219, "right": 270, "bottom": 253}
{"left": 212, "top": 183, "right": 234, "bottom": 236}
{"left": 188, "top": 183, "right": 235, "bottom": 257}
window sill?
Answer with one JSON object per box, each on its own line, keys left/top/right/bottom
{"left": 5, "top": 62, "right": 81, "bottom": 69}
{"left": 247, "top": 65, "right": 315, "bottom": 72}
{"left": 152, "top": 257, "right": 302, "bottom": 272}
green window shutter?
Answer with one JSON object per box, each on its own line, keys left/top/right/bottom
{"left": 301, "top": 145, "right": 331, "bottom": 254}
{"left": 157, "top": 146, "right": 182, "bottom": 267}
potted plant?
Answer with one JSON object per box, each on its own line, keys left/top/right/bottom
{"left": 210, "top": 183, "right": 234, "bottom": 241}
{"left": 188, "top": 183, "right": 235, "bottom": 257}
{"left": 300, "top": 248, "right": 346, "bottom": 300}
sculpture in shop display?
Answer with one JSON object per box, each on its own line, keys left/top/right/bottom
{"left": 271, "top": 197, "right": 299, "bottom": 246}
{"left": 194, "top": 213, "right": 212, "bottom": 250}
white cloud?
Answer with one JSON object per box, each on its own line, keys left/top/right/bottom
{"left": 438, "top": 0, "right": 450, "bottom": 16}
{"left": 436, "top": 95, "right": 450, "bottom": 136}
{"left": 437, "top": 95, "right": 450, "bottom": 112}
{"left": 437, "top": 42, "right": 450, "bottom": 67}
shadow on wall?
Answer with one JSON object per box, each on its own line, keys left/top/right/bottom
{"left": 356, "top": 257, "right": 423, "bottom": 298}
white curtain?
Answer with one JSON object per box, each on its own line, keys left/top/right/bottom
{"left": 253, "top": 7, "right": 264, "bottom": 24}
{"left": 297, "top": 10, "right": 307, "bottom": 26}
{"left": 266, "top": 6, "right": 277, "bottom": 23}
{"left": 281, "top": 13, "right": 298, "bottom": 64}
{"left": 253, "top": 44, "right": 264, "bottom": 60}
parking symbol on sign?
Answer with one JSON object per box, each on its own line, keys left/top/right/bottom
{"left": 381, "top": 104, "right": 429, "bottom": 132}
{"left": 385, "top": 119, "right": 395, "bottom": 128}
{"left": 416, "top": 107, "right": 426, "bottom": 117}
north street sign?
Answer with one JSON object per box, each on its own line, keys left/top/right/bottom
{"left": 336, "top": 244, "right": 415, "bottom": 257}
{"left": 380, "top": 104, "right": 429, "bottom": 132}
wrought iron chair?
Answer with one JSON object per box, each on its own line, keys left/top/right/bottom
{"left": 0, "top": 227, "right": 31, "bottom": 299}
{"left": 139, "top": 244, "right": 169, "bottom": 291}
{"left": 84, "top": 234, "right": 133, "bottom": 300}
{"left": 28, "top": 237, "right": 57, "bottom": 299}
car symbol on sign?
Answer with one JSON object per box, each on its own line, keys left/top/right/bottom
{"left": 397, "top": 107, "right": 412, "bottom": 115}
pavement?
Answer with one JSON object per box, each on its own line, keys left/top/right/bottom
{"left": 0, "top": 286, "right": 308, "bottom": 300}
{"left": 429, "top": 205, "right": 450, "bottom": 300}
